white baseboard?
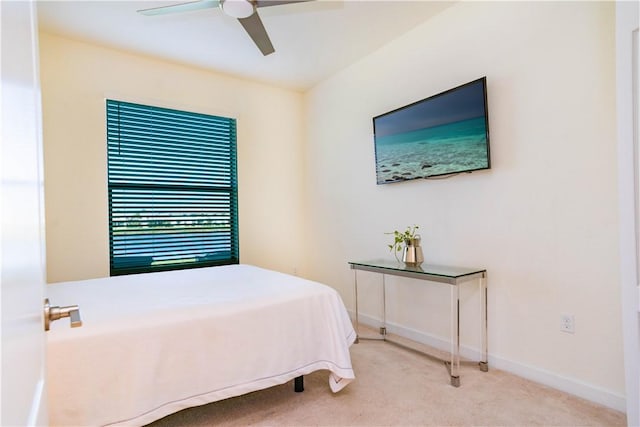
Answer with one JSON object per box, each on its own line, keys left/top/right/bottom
{"left": 351, "top": 311, "right": 626, "bottom": 413}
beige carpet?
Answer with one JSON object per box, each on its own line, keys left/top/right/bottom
{"left": 147, "top": 334, "right": 625, "bottom": 426}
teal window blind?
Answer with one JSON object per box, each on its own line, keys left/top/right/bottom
{"left": 107, "top": 100, "right": 239, "bottom": 276}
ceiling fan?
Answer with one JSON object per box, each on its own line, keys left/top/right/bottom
{"left": 137, "top": 0, "right": 312, "bottom": 56}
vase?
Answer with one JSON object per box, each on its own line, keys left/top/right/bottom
{"left": 402, "top": 236, "right": 424, "bottom": 266}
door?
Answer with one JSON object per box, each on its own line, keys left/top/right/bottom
{"left": 617, "top": 1, "right": 640, "bottom": 426}
{"left": 1, "top": 1, "right": 48, "bottom": 425}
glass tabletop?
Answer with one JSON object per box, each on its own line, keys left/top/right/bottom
{"left": 348, "top": 259, "right": 485, "bottom": 279}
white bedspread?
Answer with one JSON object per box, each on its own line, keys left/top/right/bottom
{"left": 47, "top": 264, "right": 356, "bottom": 427}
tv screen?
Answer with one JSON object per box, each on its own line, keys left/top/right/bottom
{"left": 373, "top": 77, "right": 490, "bottom": 184}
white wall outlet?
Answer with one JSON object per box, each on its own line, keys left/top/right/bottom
{"left": 560, "top": 314, "right": 575, "bottom": 333}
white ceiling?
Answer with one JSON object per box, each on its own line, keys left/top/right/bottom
{"left": 36, "top": 0, "right": 453, "bottom": 91}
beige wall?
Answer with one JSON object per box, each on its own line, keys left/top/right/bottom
{"left": 303, "top": 2, "right": 623, "bottom": 409}
{"left": 40, "top": 33, "right": 306, "bottom": 283}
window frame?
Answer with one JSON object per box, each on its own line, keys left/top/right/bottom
{"left": 106, "top": 99, "right": 239, "bottom": 276}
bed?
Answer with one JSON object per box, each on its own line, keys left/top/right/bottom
{"left": 46, "top": 264, "right": 356, "bottom": 427}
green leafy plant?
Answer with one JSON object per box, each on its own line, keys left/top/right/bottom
{"left": 386, "top": 225, "right": 420, "bottom": 260}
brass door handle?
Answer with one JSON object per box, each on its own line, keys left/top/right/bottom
{"left": 44, "top": 298, "right": 82, "bottom": 331}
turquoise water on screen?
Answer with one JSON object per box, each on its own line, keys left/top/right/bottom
{"left": 375, "top": 116, "right": 489, "bottom": 183}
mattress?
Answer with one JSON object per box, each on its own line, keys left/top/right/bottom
{"left": 47, "top": 264, "right": 356, "bottom": 426}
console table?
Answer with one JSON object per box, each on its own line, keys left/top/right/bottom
{"left": 348, "top": 259, "right": 488, "bottom": 387}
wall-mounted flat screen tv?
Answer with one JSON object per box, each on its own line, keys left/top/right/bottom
{"left": 373, "top": 77, "right": 490, "bottom": 184}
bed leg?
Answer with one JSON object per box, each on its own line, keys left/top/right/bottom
{"left": 294, "top": 375, "right": 304, "bottom": 392}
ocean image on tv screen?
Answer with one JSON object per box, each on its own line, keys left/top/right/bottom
{"left": 374, "top": 79, "right": 489, "bottom": 184}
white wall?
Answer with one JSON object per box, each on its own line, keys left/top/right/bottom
{"left": 304, "top": 1, "right": 624, "bottom": 410}
{"left": 39, "top": 33, "right": 306, "bottom": 283}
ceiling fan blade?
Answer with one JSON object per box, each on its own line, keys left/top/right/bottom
{"left": 237, "top": 13, "right": 275, "bottom": 56}
{"left": 255, "top": 0, "right": 313, "bottom": 8}
{"left": 137, "top": 0, "right": 220, "bottom": 16}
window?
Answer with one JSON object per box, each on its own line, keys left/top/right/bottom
{"left": 107, "top": 100, "right": 239, "bottom": 276}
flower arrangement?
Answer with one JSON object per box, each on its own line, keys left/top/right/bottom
{"left": 386, "top": 225, "right": 420, "bottom": 261}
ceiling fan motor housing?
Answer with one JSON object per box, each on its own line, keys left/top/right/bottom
{"left": 220, "top": 0, "right": 256, "bottom": 18}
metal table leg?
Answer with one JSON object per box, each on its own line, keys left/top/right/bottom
{"left": 450, "top": 284, "right": 460, "bottom": 387}
{"left": 354, "top": 269, "right": 360, "bottom": 343}
{"left": 479, "top": 274, "right": 489, "bottom": 372}
{"left": 381, "top": 273, "right": 387, "bottom": 337}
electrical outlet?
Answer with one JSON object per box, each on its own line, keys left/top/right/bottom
{"left": 560, "top": 314, "right": 575, "bottom": 334}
